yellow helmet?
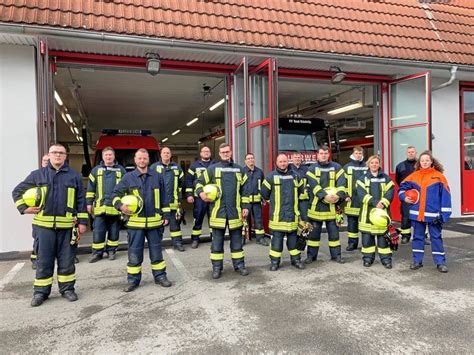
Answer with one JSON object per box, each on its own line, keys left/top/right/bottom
{"left": 323, "top": 187, "right": 338, "bottom": 204}
{"left": 369, "top": 209, "right": 391, "bottom": 228}
{"left": 22, "top": 187, "right": 45, "bottom": 208}
{"left": 121, "top": 195, "right": 143, "bottom": 215}
{"left": 203, "top": 184, "right": 221, "bottom": 202}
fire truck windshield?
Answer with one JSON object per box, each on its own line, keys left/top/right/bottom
{"left": 279, "top": 130, "right": 318, "bottom": 152}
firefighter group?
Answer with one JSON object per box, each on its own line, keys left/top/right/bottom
{"left": 12, "top": 142, "right": 452, "bottom": 307}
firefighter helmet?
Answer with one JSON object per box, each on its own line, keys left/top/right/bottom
{"left": 203, "top": 184, "right": 221, "bottom": 202}
{"left": 121, "top": 195, "right": 143, "bottom": 215}
{"left": 405, "top": 189, "right": 420, "bottom": 204}
{"left": 369, "top": 208, "right": 391, "bottom": 228}
{"left": 22, "top": 187, "right": 45, "bottom": 208}
{"left": 323, "top": 187, "right": 339, "bottom": 204}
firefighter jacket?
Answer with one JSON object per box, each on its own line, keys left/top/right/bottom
{"left": 398, "top": 168, "right": 452, "bottom": 223}
{"left": 343, "top": 158, "right": 368, "bottom": 216}
{"left": 86, "top": 161, "right": 126, "bottom": 216}
{"left": 395, "top": 159, "right": 416, "bottom": 186}
{"left": 260, "top": 168, "right": 302, "bottom": 232}
{"left": 185, "top": 159, "right": 214, "bottom": 198}
{"left": 12, "top": 162, "right": 88, "bottom": 229}
{"left": 306, "top": 161, "right": 346, "bottom": 221}
{"left": 195, "top": 160, "right": 250, "bottom": 230}
{"left": 151, "top": 161, "right": 184, "bottom": 210}
{"left": 356, "top": 169, "right": 395, "bottom": 235}
{"left": 112, "top": 168, "right": 170, "bottom": 229}
{"left": 289, "top": 163, "right": 309, "bottom": 201}
{"left": 242, "top": 165, "right": 264, "bottom": 203}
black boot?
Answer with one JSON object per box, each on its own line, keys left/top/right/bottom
{"left": 363, "top": 260, "right": 372, "bottom": 267}
{"left": 212, "top": 268, "right": 222, "bottom": 279}
{"left": 383, "top": 262, "right": 393, "bottom": 269}
{"left": 108, "top": 252, "right": 117, "bottom": 260}
{"left": 401, "top": 236, "right": 410, "bottom": 244}
{"left": 155, "top": 276, "right": 172, "bottom": 287}
{"left": 174, "top": 243, "right": 185, "bottom": 252}
{"left": 346, "top": 244, "right": 357, "bottom": 251}
{"left": 304, "top": 256, "right": 316, "bottom": 264}
{"left": 236, "top": 267, "right": 249, "bottom": 276}
{"left": 437, "top": 264, "right": 448, "bottom": 273}
{"left": 89, "top": 254, "right": 103, "bottom": 263}
{"left": 410, "top": 263, "right": 423, "bottom": 270}
{"left": 123, "top": 283, "right": 139, "bottom": 292}
{"left": 62, "top": 290, "right": 78, "bottom": 302}
{"left": 191, "top": 240, "right": 199, "bottom": 249}
{"left": 31, "top": 293, "right": 46, "bottom": 307}
{"left": 256, "top": 237, "right": 269, "bottom": 246}
{"left": 331, "top": 255, "right": 345, "bottom": 264}
{"left": 292, "top": 261, "right": 305, "bottom": 270}
{"left": 269, "top": 263, "right": 279, "bottom": 271}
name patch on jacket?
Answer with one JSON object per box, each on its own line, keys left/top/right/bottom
{"left": 277, "top": 175, "right": 295, "bottom": 180}
{"left": 318, "top": 167, "right": 335, "bottom": 172}
{"left": 370, "top": 178, "right": 387, "bottom": 183}
{"left": 217, "top": 168, "right": 241, "bottom": 173}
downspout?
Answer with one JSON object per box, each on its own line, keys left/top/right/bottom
{"left": 433, "top": 65, "right": 458, "bottom": 91}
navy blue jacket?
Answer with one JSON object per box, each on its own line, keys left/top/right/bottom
{"left": 150, "top": 161, "right": 184, "bottom": 210}
{"left": 185, "top": 159, "right": 214, "bottom": 198}
{"left": 395, "top": 159, "right": 416, "bottom": 186}
{"left": 243, "top": 165, "right": 264, "bottom": 203}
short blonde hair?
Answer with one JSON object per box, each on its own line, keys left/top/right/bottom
{"left": 366, "top": 155, "right": 381, "bottom": 165}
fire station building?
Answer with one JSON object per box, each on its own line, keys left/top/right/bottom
{"left": 1, "top": 0, "right": 473, "bottom": 254}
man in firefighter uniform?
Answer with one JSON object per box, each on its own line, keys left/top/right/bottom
{"left": 12, "top": 144, "right": 88, "bottom": 307}
{"left": 305, "top": 146, "right": 346, "bottom": 264}
{"left": 261, "top": 154, "right": 305, "bottom": 271}
{"left": 395, "top": 145, "right": 417, "bottom": 244}
{"left": 185, "top": 146, "right": 214, "bottom": 248}
{"left": 343, "top": 146, "right": 368, "bottom": 251}
{"left": 151, "top": 147, "right": 185, "bottom": 252}
{"left": 243, "top": 152, "right": 268, "bottom": 246}
{"left": 196, "top": 143, "right": 250, "bottom": 279}
{"left": 87, "top": 147, "right": 126, "bottom": 262}
{"left": 112, "top": 148, "right": 171, "bottom": 292}
{"left": 356, "top": 155, "right": 395, "bottom": 268}
{"left": 289, "top": 152, "right": 310, "bottom": 221}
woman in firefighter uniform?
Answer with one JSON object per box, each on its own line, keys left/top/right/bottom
{"left": 356, "top": 155, "right": 395, "bottom": 268}
{"left": 86, "top": 147, "right": 126, "bottom": 262}
{"left": 195, "top": 143, "right": 250, "bottom": 280}
{"left": 399, "top": 150, "right": 451, "bottom": 273}
{"left": 305, "top": 146, "right": 346, "bottom": 264}
{"left": 260, "top": 154, "right": 305, "bottom": 271}
{"left": 112, "top": 149, "right": 171, "bottom": 292}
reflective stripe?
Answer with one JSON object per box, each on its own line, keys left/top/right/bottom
{"left": 151, "top": 261, "right": 166, "bottom": 270}
{"left": 170, "top": 231, "right": 183, "bottom": 237}
{"left": 92, "top": 242, "right": 106, "bottom": 250}
{"left": 210, "top": 253, "right": 224, "bottom": 261}
{"left": 269, "top": 220, "right": 298, "bottom": 231}
{"left": 15, "top": 199, "right": 25, "bottom": 207}
{"left": 191, "top": 230, "right": 202, "bottom": 236}
{"left": 57, "top": 273, "right": 76, "bottom": 283}
{"left": 30, "top": 254, "right": 37, "bottom": 260}
{"left": 307, "top": 240, "right": 321, "bottom": 247}
{"left": 432, "top": 251, "right": 445, "bottom": 255}
{"left": 96, "top": 169, "right": 103, "bottom": 211}
{"left": 89, "top": 174, "right": 96, "bottom": 183}
{"left": 231, "top": 251, "right": 244, "bottom": 259}
{"left": 361, "top": 246, "right": 376, "bottom": 254}
{"left": 400, "top": 228, "right": 411, "bottom": 234}
{"left": 254, "top": 229, "right": 265, "bottom": 235}
{"left": 347, "top": 232, "right": 359, "bottom": 239}
{"left": 412, "top": 249, "right": 424, "bottom": 253}
{"left": 273, "top": 176, "right": 281, "bottom": 223}
{"left": 77, "top": 212, "right": 88, "bottom": 219}
{"left": 34, "top": 277, "right": 53, "bottom": 287}
{"left": 328, "top": 240, "right": 341, "bottom": 247}
{"left": 127, "top": 265, "right": 142, "bottom": 274}
{"left": 377, "top": 247, "right": 392, "bottom": 255}
{"left": 441, "top": 207, "right": 451, "bottom": 212}
{"left": 106, "top": 240, "right": 119, "bottom": 247}
{"left": 269, "top": 249, "right": 282, "bottom": 258}
{"left": 86, "top": 192, "right": 95, "bottom": 199}
{"left": 288, "top": 249, "right": 300, "bottom": 256}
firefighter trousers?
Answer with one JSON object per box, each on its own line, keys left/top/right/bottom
{"left": 306, "top": 220, "right": 341, "bottom": 259}
{"left": 269, "top": 230, "right": 301, "bottom": 265}
{"left": 361, "top": 233, "right": 392, "bottom": 264}
{"left": 247, "top": 203, "right": 265, "bottom": 240}
{"left": 412, "top": 221, "right": 446, "bottom": 265}
{"left": 169, "top": 210, "right": 183, "bottom": 246}
{"left": 400, "top": 201, "right": 412, "bottom": 239}
{"left": 31, "top": 227, "right": 38, "bottom": 262}
{"left": 347, "top": 215, "right": 360, "bottom": 248}
{"left": 92, "top": 215, "right": 120, "bottom": 255}
{"left": 210, "top": 225, "right": 245, "bottom": 271}
{"left": 192, "top": 197, "right": 210, "bottom": 241}
{"left": 127, "top": 227, "right": 166, "bottom": 285}
{"left": 32, "top": 226, "right": 76, "bottom": 296}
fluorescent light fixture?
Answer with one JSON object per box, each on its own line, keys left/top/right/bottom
{"left": 162, "top": 137, "right": 169, "bottom": 143}
{"left": 400, "top": 143, "right": 409, "bottom": 146}
{"left": 327, "top": 101, "right": 363, "bottom": 115}
{"left": 339, "top": 139, "right": 347, "bottom": 142}
{"left": 365, "top": 134, "right": 374, "bottom": 138}
{"left": 209, "top": 98, "right": 225, "bottom": 111}
{"left": 65, "top": 113, "right": 73, "bottom": 124}
{"left": 391, "top": 114, "right": 416, "bottom": 121}
{"left": 197, "top": 141, "right": 201, "bottom": 144}
{"left": 73, "top": 127, "right": 79, "bottom": 135}
{"left": 464, "top": 142, "right": 474, "bottom": 146}
{"left": 187, "top": 117, "right": 199, "bottom": 126}
{"left": 61, "top": 113, "right": 68, "bottom": 124}
{"left": 54, "top": 91, "right": 63, "bottom": 106}
{"left": 171, "top": 129, "right": 180, "bottom": 136}
{"left": 78, "top": 136, "right": 83, "bottom": 142}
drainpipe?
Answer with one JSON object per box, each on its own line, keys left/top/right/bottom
{"left": 433, "top": 65, "right": 458, "bottom": 91}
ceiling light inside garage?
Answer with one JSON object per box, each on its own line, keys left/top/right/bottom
{"left": 65, "top": 113, "right": 73, "bottom": 124}
{"left": 162, "top": 138, "right": 169, "bottom": 142}
{"left": 54, "top": 91, "right": 63, "bottom": 106}
{"left": 209, "top": 98, "right": 225, "bottom": 111}
{"left": 187, "top": 117, "right": 199, "bottom": 126}
{"left": 172, "top": 129, "right": 180, "bottom": 136}
{"left": 327, "top": 101, "right": 363, "bottom": 115}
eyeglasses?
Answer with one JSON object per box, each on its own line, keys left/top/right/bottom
{"left": 49, "top": 151, "right": 67, "bottom": 156}
{"left": 220, "top": 150, "right": 231, "bottom": 154}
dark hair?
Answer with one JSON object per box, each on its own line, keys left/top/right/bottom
{"left": 318, "top": 145, "right": 330, "bottom": 152}
{"left": 200, "top": 146, "right": 211, "bottom": 152}
{"left": 102, "top": 146, "right": 115, "bottom": 154}
{"left": 415, "top": 150, "right": 444, "bottom": 173}
{"left": 245, "top": 153, "right": 254, "bottom": 159}
{"left": 161, "top": 146, "right": 171, "bottom": 153}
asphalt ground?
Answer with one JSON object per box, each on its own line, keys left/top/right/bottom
{"left": 0, "top": 229, "right": 473, "bottom": 354}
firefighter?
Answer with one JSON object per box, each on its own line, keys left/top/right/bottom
{"left": 343, "top": 146, "right": 368, "bottom": 251}
{"left": 185, "top": 146, "right": 214, "bottom": 248}
{"left": 305, "top": 145, "right": 346, "bottom": 264}
{"left": 195, "top": 143, "right": 250, "bottom": 279}
{"left": 12, "top": 144, "right": 88, "bottom": 307}
{"left": 289, "top": 152, "right": 309, "bottom": 221}
{"left": 112, "top": 149, "right": 171, "bottom": 292}
{"left": 399, "top": 151, "right": 451, "bottom": 273}
{"left": 86, "top": 147, "right": 126, "bottom": 262}
{"left": 30, "top": 154, "right": 50, "bottom": 270}
{"left": 151, "top": 147, "right": 185, "bottom": 252}
{"left": 261, "top": 154, "right": 305, "bottom": 271}
{"left": 243, "top": 152, "right": 268, "bottom": 246}
{"left": 395, "top": 146, "right": 417, "bottom": 244}
{"left": 356, "top": 155, "right": 395, "bottom": 268}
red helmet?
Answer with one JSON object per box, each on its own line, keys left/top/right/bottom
{"left": 405, "top": 189, "right": 420, "bottom": 204}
